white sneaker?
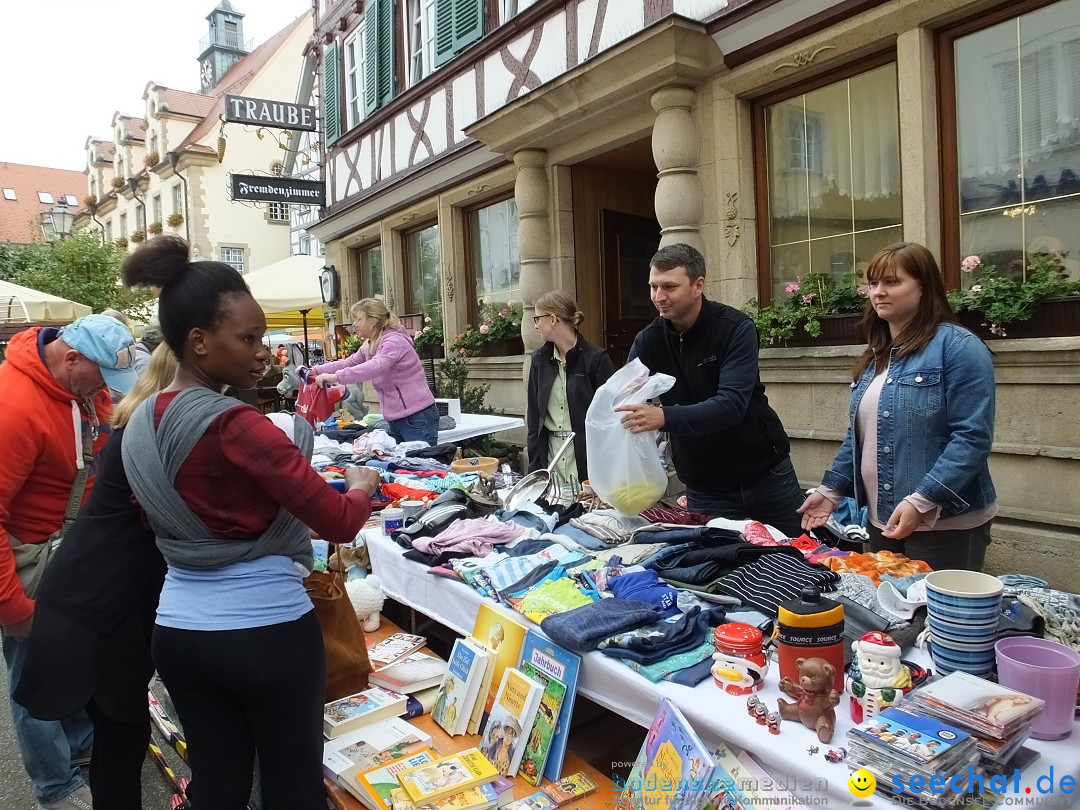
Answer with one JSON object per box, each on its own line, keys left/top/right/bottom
{"left": 37, "top": 784, "right": 93, "bottom": 810}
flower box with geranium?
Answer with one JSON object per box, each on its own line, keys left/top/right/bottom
{"left": 412, "top": 304, "right": 444, "bottom": 355}
{"left": 744, "top": 274, "right": 868, "bottom": 347}
{"left": 948, "top": 251, "right": 1080, "bottom": 338}
{"left": 449, "top": 300, "right": 524, "bottom": 357}
{"left": 167, "top": 212, "right": 184, "bottom": 228}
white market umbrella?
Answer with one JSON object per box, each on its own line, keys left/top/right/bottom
{"left": 0, "top": 279, "right": 92, "bottom": 322}
{"left": 244, "top": 255, "right": 326, "bottom": 363}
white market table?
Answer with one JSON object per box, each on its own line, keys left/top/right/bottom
{"left": 362, "top": 528, "right": 1080, "bottom": 808}
{"left": 438, "top": 413, "right": 524, "bottom": 444}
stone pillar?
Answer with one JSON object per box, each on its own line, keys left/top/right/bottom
{"left": 651, "top": 86, "right": 703, "bottom": 252}
{"left": 515, "top": 148, "right": 552, "bottom": 353}
{"left": 896, "top": 28, "right": 941, "bottom": 260}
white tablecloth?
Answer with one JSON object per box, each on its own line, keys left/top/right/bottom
{"left": 439, "top": 413, "right": 524, "bottom": 444}
{"left": 363, "top": 528, "right": 1080, "bottom": 806}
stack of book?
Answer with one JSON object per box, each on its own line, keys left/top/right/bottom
{"left": 904, "top": 671, "right": 1044, "bottom": 773}
{"left": 342, "top": 746, "right": 503, "bottom": 810}
{"left": 323, "top": 717, "right": 434, "bottom": 800}
{"left": 846, "top": 706, "right": 981, "bottom": 808}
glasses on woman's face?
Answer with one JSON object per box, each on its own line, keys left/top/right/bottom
{"left": 532, "top": 313, "right": 556, "bottom": 325}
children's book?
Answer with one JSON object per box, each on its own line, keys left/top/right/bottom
{"left": 465, "top": 637, "right": 497, "bottom": 735}
{"left": 368, "top": 633, "right": 428, "bottom": 667}
{"left": 471, "top": 604, "right": 528, "bottom": 718}
{"left": 397, "top": 748, "right": 501, "bottom": 804}
{"left": 354, "top": 747, "right": 437, "bottom": 810}
{"left": 478, "top": 667, "right": 544, "bottom": 776}
{"left": 390, "top": 783, "right": 499, "bottom": 810}
{"left": 503, "top": 792, "right": 557, "bottom": 810}
{"left": 323, "top": 717, "right": 434, "bottom": 793}
{"left": 620, "top": 698, "right": 717, "bottom": 810}
{"left": 851, "top": 706, "right": 971, "bottom": 765}
{"left": 516, "top": 662, "right": 567, "bottom": 786}
{"left": 706, "top": 740, "right": 797, "bottom": 810}
{"left": 433, "top": 638, "right": 487, "bottom": 736}
{"left": 541, "top": 772, "right": 599, "bottom": 804}
{"left": 325, "top": 687, "right": 410, "bottom": 739}
{"left": 371, "top": 652, "right": 448, "bottom": 694}
{"left": 517, "top": 630, "right": 581, "bottom": 783}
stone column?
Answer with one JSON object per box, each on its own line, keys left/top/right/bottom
{"left": 515, "top": 148, "right": 552, "bottom": 353}
{"left": 897, "top": 27, "right": 941, "bottom": 261}
{"left": 651, "top": 86, "right": 703, "bottom": 252}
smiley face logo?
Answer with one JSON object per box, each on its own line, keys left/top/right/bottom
{"left": 848, "top": 768, "right": 877, "bottom": 798}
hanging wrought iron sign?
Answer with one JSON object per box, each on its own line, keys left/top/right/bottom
{"left": 231, "top": 174, "right": 325, "bottom": 206}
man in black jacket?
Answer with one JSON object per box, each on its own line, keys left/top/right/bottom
{"left": 620, "top": 243, "right": 805, "bottom": 536}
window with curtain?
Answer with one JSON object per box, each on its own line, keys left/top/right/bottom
{"left": 952, "top": 0, "right": 1080, "bottom": 283}
{"left": 152, "top": 194, "right": 162, "bottom": 225}
{"left": 172, "top": 184, "right": 182, "bottom": 214}
{"left": 467, "top": 198, "right": 520, "bottom": 313}
{"left": 359, "top": 243, "right": 384, "bottom": 299}
{"left": 404, "top": 224, "right": 441, "bottom": 316}
{"left": 758, "top": 61, "right": 903, "bottom": 301}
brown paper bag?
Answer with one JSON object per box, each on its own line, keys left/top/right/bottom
{"left": 304, "top": 557, "right": 371, "bottom": 702}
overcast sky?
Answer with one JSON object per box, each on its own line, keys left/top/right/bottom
{"left": 0, "top": 0, "right": 312, "bottom": 171}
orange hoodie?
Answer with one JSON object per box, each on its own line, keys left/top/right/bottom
{"left": 0, "top": 327, "right": 113, "bottom": 626}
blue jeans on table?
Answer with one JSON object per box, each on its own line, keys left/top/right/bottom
{"left": 686, "top": 456, "right": 806, "bottom": 539}
{"left": 3, "top": 633, "right": 93, "bottom": 804}
{"left": 389, "top": 403, "right": 439, "bottom": 446}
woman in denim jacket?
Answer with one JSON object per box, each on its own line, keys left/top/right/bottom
{"left": 799, "top": 242, "right": 997, "bottom": 571}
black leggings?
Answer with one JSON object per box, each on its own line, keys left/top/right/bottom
{"left": 152, "top": 611, "right": 326, "bottom": 810}
{"left": 85, "top": 698, "right": 151, "bottom": 810}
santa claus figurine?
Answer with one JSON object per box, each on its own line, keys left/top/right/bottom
{"left": 848, "top": 631, "right": 913, "bottom": 723}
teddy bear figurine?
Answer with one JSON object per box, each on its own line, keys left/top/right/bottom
{"left": 848, "top": 631, "right": 913, "bottom": 723}
{"left": 345, "top": 574, "right": 385, "bottom": 632}
{"left": 777, "top": 656, "right": 841, "bottom": 743}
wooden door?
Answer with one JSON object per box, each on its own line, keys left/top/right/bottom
{"left": 599, "top": 209, "right": 661, "bottom": 367}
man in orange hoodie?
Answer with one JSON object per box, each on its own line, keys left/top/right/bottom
{"left": 0, "top": 314, "right": 137, "bottom": 810}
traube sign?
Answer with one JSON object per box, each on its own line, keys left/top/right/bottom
{"left": 231, "top": 174, "right": 325, "bottom": 206}
{"left": 224, "top": 94, "right": 316, "bottom": 132}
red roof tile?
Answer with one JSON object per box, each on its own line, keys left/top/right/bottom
{"left": 158, "top": 88, "right": 216, "bottom": 119}
{"left": 0, "top": 162, "right": 87, "bottom": 245}
{"left": 89, "top": 139, "right": 115, "bottom": 163}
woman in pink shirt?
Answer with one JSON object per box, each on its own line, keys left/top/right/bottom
{"left": 313, "top": 299, "right": 439, "bottom": 445}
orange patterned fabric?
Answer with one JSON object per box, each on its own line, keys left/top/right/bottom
{"left": 821, "top": 550, "right": 932, "bottom": 585}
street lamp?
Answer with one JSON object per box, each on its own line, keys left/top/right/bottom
{"left": 39, "top": 198, "right": 75, "bottom": 242}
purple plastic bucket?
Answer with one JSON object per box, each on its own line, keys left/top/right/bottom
{"left": 995, "top": 637, "right": 1080, "bottom": 740}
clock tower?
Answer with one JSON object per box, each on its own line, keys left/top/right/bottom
{"left": 197, "top": 1, "right": 250, "bottom": 93}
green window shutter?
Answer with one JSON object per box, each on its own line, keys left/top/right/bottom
{"left": 323, "top": 42, "right": 341, "bottom": 145}
{"left": 434, "top": 0, "right": 456, "bottom": 68}
{"left": 364, "top": 11, "right": 379, "bottom": 115}
{"left": 452, "top": 0, "right": 484, "bottom": 57}
{"left": 435, "top": 0, "right": 484, "bottom": 68}
{"left": 375, "top": 0, "right": 395, "bottom": 108}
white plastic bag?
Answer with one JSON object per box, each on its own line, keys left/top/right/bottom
{"left": 585, "top": 358, "right": 675, "bottom": 516}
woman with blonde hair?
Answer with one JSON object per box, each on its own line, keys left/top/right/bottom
{"left": 313, "top": 298, "right": 439, "bottom": 445}
{"left": 16, "top": 344, "right": 179, "bottom": 809}
{"left": 526, "top": 290, "right": 614, "bottom": 482}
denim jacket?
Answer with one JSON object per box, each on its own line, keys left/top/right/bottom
{"left": 821, "top": 322, "right": 996, "bottom": 521}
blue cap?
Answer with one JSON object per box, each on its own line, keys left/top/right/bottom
{"left": 60, "top": 314, "right": 139, "bottom": 395}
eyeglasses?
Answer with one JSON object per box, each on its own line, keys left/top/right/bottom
{"left": 532, "top": 314, "right": 556, "bottom": 325}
